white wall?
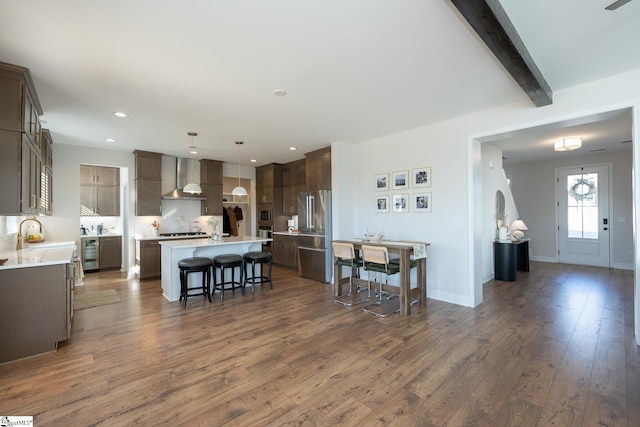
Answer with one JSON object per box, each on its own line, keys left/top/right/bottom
{"left": 336, "top": 117, "right": 472, "bottom": 306}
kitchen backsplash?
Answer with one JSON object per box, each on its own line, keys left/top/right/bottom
{"left": 80, "top": 217, "right": 122, "bottom": 236}
{"left": 133, "top": 199, "right": 220, "bottom": 237}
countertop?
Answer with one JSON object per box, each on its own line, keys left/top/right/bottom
{"left": 80, "top": 233, "right": 122, "bottom": 238}
{"left": 159, "top": 236, "right": 271, "bottom": 249}
{"left": 0, "top": 241, "right": 76, "bottom": 271}
{"left": 134, "top": 234, "right": 228, "bottom": 241}
{"left": 272, "top": 231, "right": 326, "bottom": 237}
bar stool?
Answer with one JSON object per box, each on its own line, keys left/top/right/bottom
{"left": 178, "top": 257, "right": 213, "bottom": 308}
{"left": 212, "top": 254, "right": 244, "bottom": 300}
{"left": 243, "top": 251, "right": 273, "bottom": 293}
{"left": 361, "top": 245, "right": 400, "bottom": 317}
{"left": 332, "top": 242, "right": 367, "bottom": 306}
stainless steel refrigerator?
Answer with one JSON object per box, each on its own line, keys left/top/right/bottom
{"left": 297, "top": 190, "right": 332, "bottom": 282}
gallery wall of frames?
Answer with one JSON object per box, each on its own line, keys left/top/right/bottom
{"left": 374, "top": 167, "right": 431, "bottom": 213}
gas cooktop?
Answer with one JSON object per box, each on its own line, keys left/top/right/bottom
{"left": 159, "top": 232, "right": 208, "bottom": 237}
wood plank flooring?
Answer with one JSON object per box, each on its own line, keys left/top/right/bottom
{"left": 0, "top": 262, "right": 638, "bottom": 426}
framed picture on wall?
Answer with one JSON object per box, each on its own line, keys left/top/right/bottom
{"left": 413, "top": 167, "right": 431, "bottom": 187}
{"left": 375, "top": 195, "right": 389, "bottom": 213}
{"left": 392, "top": 170, "right": 409, "bottom": 190}
{"left": 413, "top": 192, "right": 432, "bottom": 212}
{"left": 374, "top": 173, "right": 389, "bottom": 191}
{"left": 392, "top": 194, "right": 409, "bottom": 213}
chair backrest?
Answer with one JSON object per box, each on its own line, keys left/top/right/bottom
{"left": 333, "top": 242, "right": 356, "bottom": 260}
{"left": 361, "top": 245, "right": 389, "bottom": 265}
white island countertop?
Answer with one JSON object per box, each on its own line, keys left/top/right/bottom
{"left": 0, "top": 241, "right": 77, "bottom": 271}
{"left": 159, "top": 236, "right": 272, "bottom": 302}
{"left": 159, "top": 236, "right": 271, "bottom": 249}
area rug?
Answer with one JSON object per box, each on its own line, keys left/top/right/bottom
{"left": 74, "top": 289, "right": 120, "bottom": 310}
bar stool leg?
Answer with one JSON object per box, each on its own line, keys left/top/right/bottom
{"left": 221, "top": 267, "right": 226, "bottom": 300}
{"left": 251, "top": 261, "right": 257, "bottom": 294}
{"left": 204, "top": 268, "right": 212, "bottom": 303}
{"left": 211, "top": 265, "right": 217, "bottom": 299}
{"left": 180, "top": 269, "right": 187, "bottom": 308}
{"left": 266, "top": 257, "right": 273, "bottom": 289}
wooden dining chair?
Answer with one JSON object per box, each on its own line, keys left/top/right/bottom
{"left": 332, "top": 242, "right": 368, "bottom": 306}
{"left": 361, "top": 244, "right": 400, "bottom": 317}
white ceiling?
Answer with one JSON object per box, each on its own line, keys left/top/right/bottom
{"left": 0, "top": 0, "right": 638, "bottom": 166}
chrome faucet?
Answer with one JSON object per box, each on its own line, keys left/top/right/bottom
{"left": 16, "top": 217, "right": 43, "bottom": 250}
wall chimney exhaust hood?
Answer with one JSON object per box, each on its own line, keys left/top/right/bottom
{"left": 162, "top": 157, "right": 206, "bottom": 200}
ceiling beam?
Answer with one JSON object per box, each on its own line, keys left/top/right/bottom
{"left": 449, "top": 0, "right": 553, "bottom": 107}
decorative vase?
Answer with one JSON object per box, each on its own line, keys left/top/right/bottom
{"left": 212, "top": 233, "right": 221, "bottom": 241}
{"left": 498, "top": 226, "right": 508, "bottom": 241}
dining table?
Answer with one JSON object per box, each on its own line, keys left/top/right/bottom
{"left": 332, "top": 239, "right": 430, "bottom": 315}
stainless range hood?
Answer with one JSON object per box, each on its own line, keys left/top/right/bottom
{"left": 162, "top": 157, "right": 206, "bottom": 200}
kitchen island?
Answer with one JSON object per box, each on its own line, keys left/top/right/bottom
{"left": 0, "top": 242, "right": 76, "bottom": 363}
{"left": 160, "top": 236, "right": 272, "bottom": 302}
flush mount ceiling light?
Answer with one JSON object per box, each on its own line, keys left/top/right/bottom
{"left": 273, "top": 89, "right": 287, "bottom": 96}
{"left": 183, "top": 132, "right": 202, "bottom": 194}
{"left": 105, "top": 138, "right": 116, "bottom": 143}
{"left": 554, "top": 137, "right": 582, "bottom": 152}
{"left": 113, "top": 111, "right": 128, "bottom": 118}
{"left": 232, "top": 141, "right": 248, "bottom": 196}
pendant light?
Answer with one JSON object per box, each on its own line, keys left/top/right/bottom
{"left": 232, "top": 141, "right": 248, "bottom": 196}
{"left": 183, "top": 132, "right": 202, "bottom": 194}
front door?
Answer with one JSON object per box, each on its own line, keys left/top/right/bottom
{"left": 557, "top": 165, "right": 610, "bottom": 267}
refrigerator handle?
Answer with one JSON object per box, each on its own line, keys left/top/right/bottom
{"left": 307, "top": 195, "right": 315, "bottom": 229}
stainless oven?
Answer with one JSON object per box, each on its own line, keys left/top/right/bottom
{"left": 258, "top": 225, "right": 272, "bottom": 251}
{"left": 258, "top": 206, "right": 272, "bottom": 224}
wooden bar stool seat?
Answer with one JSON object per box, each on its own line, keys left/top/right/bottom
{"left": 178, "top": 257, "right": 213, "bottom": 308}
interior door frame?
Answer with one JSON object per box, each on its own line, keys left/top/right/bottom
{"left": 554, "top": 162, "right": 613, "bottom": 267}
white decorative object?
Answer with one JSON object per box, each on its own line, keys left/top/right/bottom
{"left": 207, "top": 217, "right": 220, "bottom": 239}
{"left": 498, "top": 226, "right": 508, "bottom": 241}
{"left": 509, "top": 219, "right": 528, "bottom": 239}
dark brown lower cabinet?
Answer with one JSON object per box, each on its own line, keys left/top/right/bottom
{"left": 0, "top": 263, "right": 72, "bottom": 363}
{"left": 99, "top": 236, "right": 122, "bottom": 270}
{"left": 273, "top": 234, "right": 298, "bottom": 269}
{"left": 136, "top": 239, "right": 162, "bottom": 279}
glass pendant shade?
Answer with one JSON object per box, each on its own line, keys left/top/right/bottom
{"left": 183, "top": 182, "right": 202, "bottom": 194}
{"left": 232, "top": 185, "right": 248, "bottom": 196}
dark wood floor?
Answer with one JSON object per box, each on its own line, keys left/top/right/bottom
{"left": 1, "top": 262, "right": 638, "bottom": 426}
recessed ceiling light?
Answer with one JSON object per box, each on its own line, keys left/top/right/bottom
{"left": 273, "top": 89, "right": 287, "bottom": 96}
{"left": 105, "top": 138, "right": 117, "bottom": 142}
{"left": 289, "top": 146, "right": 297, "bottom": 150}
{"left": 250, "top": 159, "right": 257, "bottom": 163}
{"left": 113, "top": 111, "right": 128, "bottom": 118}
